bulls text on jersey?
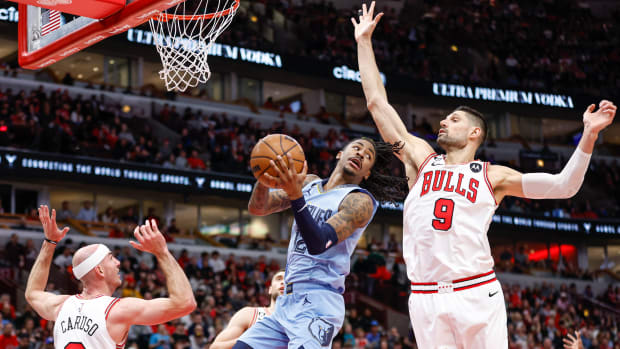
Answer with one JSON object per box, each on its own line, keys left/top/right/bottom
{"left": 420, "top": 169, "right": 479, "bottom": 203}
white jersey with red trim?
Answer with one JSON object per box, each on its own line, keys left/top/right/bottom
{"left": 249, "top": 307, "right": 269, "bottom": 328}
{"left": 403, "top": 153, "right": 497, "bottom": 282}
{"left": 53, "top": 295, "right": 124, "bottom": 349}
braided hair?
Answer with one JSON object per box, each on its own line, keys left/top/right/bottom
{"left": 355, "top": 137, "right": 409, "bottom": 204}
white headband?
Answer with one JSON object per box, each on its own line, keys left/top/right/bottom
{"left": 72, "top": 244, "right": 111, "bottom": 280}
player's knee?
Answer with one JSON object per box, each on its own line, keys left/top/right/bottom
{"left": 232, "top": 340, "right": 253, "bottom": 349}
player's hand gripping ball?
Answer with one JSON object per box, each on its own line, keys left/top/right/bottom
{"left": 250, "top": 134, "right": 305, "bottom": 188}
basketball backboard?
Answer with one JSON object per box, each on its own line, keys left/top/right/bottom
{"left": 12, "top": 0, "right": 185, "bottom": 69}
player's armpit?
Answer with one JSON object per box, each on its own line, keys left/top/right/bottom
{"left": 108, "top": 297, "right": 195, "bottom": 327}
{"left": 487, "top": 165, "right": 524, "bottom": 203}
{"left": 211, "top": 307, "right": 254, "bottom": 349}
{"left": 25, "top": 291, "right": 70, "bottom": 321}
{"left": 327, "top": 192, "right": 375, "bottom": 243}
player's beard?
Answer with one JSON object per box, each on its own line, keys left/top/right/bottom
{"left": 437, "top": 134, "right": 466, "bottom": 150}
{"left": 343, "top": 165, "right": 356, "bottom": 177}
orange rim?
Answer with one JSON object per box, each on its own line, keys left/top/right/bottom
{"left": 152, "top": 0, "right": 240, "bottom": 21}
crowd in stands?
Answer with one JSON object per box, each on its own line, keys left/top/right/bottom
{"left": 1, "top": 85, "right": 619, "bottom": 222}
{"left": 228, "top": 0, "right": 620, "bottom": 97}
{"left": 2, "top": 233, "right": 619, "bottom": 349}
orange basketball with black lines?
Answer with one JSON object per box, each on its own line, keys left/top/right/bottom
{"left": 250, "top": 134, "right": 305, "bottom": 180}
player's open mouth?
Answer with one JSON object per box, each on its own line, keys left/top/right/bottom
{"left": 348, "top": 158, "right": 362, "bottom": 170}
{"left": 438, "top": 129, "right": 446, "bottom": 135}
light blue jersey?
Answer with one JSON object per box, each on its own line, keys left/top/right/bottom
{"left": 285, "top": 178, "right": 378, "bottom": 293}
{"left": 238, "top": 178, "right": 378, "bottom": 348}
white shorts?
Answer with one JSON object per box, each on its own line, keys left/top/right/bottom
{"left": 408, "top": 277, "right": 507, "bottom": 349}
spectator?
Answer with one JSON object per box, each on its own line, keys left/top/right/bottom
{"left": 53, "top": 246, "right": 72, "bottom": 269}
{"left": 209, "top": 251, "right": 226, "bottom": 274}
{"left": 149, "top": 324, "right": 172, "bottom": 349}
{"left": 365, "top": 320, "right": 381, "bottom": 346}
{"left": 4, "top": 234, "right": 23, "bottom": 267}
{"left": 187, "top": 150, "right": 206, "bottom": 170}
{"left": 0, "top": 323, "right": 18, "bottom": 348}
{"left": 75, "top": 201, "right": 96, "bottom": 222}
{"left": 189, "top": 324, "right": 208, "bottom": 348}
{"left": 121, "top": 207, "right": 139, "bottom": 225}
{"left": 166, "top": 219, "right": 180, "bottom": 235}
{"left": 56, "top": 201, "right": 73, "bottom": 221}
{"left": 101, "top": 206, "right": 118, "bottom": 223}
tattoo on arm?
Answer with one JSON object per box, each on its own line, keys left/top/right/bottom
{"left": 327, "top": 192, "right": 374, "bottom": 242}
{"left": 249, "top": 174, "right": 320, "bottom": 215}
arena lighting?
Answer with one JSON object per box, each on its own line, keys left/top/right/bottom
{"left": 536, "top": 159, "right": 545, "bottom": 167}
{"left": 0, "top": 125, "right": 7, "bottom": 132}
{"left": 528, "top": 244, "right": 576, "bottom": 262}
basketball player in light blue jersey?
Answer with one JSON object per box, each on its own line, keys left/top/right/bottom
{"left": 233, "top": 137, "right": 408, "bottom": 349}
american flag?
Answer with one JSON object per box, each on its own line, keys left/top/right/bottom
{"left": 41, "top": 9, "right": 61, "bottom": 36}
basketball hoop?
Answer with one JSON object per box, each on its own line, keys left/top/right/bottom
{"left": 149, "top": 0, "right": 240, "bottom": 92}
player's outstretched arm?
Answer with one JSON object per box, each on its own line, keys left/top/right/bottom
{"left": 353, "top": 1, "right": 434, "bottom": 173}
{"left": 490, "top": 101, "right": 616, "bottom": 203}
{"left": 210, "top": 307, "right": 254, "bottom": 349}
{"left": 248, "top": 162, "right": 319, "bottom": 216}
{"left": 108, "top": 220, "right": 196, "bottom": 328}
{"left": 25, "top": 205, "right": 71, "bottom": 321}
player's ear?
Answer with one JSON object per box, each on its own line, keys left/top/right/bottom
{"left": 336, "top": 151, "right": 342, "bottom": 160}
{"left": 470, "top": 126, "right": 481, "bottom": 141}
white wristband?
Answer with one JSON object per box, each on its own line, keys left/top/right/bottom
{"left": 72, "top": 244, "right": 111, "bottom": 280}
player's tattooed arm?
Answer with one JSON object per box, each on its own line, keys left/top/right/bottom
{"left": 248, "top": 174, "right": 320, "bottom": 216}
{"left": 327, "top": 192, "right": 374, "bottom": 242}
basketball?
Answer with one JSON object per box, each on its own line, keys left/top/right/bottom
{"left": 250, "top": 134, "right": 305, "bottom": 180}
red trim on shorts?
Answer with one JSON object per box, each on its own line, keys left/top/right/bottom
{"left": 409, "top": 282, "right": 438, "bottom": 286}
{"left": 105, "top": 297, "right": 120, "bottom": 320}
{"left": 412, "top": 153, "right": 437, "bottom": 188}
{"left": 453, "top": 277, "right": 497, "bottom": 292}
{"left": 483, "top": 162, "right": 498, "bottom": 206}
{"left": 410, "top": 271, "right": 496, "bottom": 294}
{"left": 452, "top": 270, "right": 495, "bottom": 283}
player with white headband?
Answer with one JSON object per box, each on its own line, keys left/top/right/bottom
{"left": 25, "top": 205, "right": 197, "bottom": 349}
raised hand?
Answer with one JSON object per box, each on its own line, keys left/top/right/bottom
{"left": 262, "top": 153, "right": 308, "bottom": 200}
{"left": 130, "top": 219, "right": 168, "bottom": 257}
{"left": 562, "top": 331, "right": 583, "bottom": 349}
{"left": 38, "top": 205, "right": 69, "bottom": 242}
{"left": 583, "top": 100, "right": 616, "bottom": 134}
{"left": 351, "top": 1, "right": 384, "bottom": 42}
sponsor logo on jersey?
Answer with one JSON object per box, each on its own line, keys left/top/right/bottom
{"left": 470, "top": 163, "right": 482, "bottom": 173}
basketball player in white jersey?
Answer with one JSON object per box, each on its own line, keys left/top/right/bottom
{"left": 211, "top": 270, "right": 285, "bottom": 349}
{"left": 25, "top": 205, "right": 197, "bottom": 349}
{"left": 353, "top": 2, "right": 617, "bottom": 348}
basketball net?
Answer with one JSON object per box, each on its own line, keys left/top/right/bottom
{"left": 149, "top": 0, "right": 239, "bottom": 92}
